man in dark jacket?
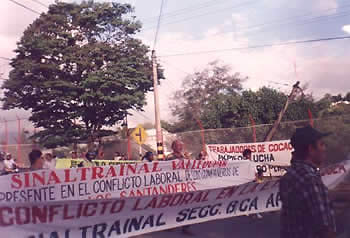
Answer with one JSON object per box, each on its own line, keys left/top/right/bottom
{"left": 280, "top": 125, "right": 336, "bottom": 238}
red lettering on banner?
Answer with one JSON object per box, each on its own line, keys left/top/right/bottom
{"left": 111, "top": 200, "right": 124, "bottom": 213}
{"left": 152, "top": 162, "right": 162, "bottom": 172}
{"left": 63, "top": 204, "right": 74, "bottom": 220}
{"left": 10, "top": 174, "right": 22, "bottom": 189}
{"left": 196, "top": 160, "right": 202, "bottom": 169}
{"left": 77, "top": 167, "right": 90, "bottom": 181}
{"left": 92, "top": 167, "right": 104, "bottom": 179}
{"left": 216, "top": 186, "right": 238, "bottom": 200}
{"left": 268, "top": 142, "right": 292, "bottom": 152}
{"left": 105, "top": 166, "right": 117, "bottom": 177}
{"left": 138, "top": 163, "right": 150, "bottom": 174}
{"left": 0, "top": 207, "right": 13, "bottom": 226}
{"left": 64, "top": 169, "right": 77, "bottom": 183}
{"left": 32, "top": 206, "right": 47, "bottom": 224}
{"left": 15, "top": 207, "right": 30, "bottom": 225}
{"left": 82, "top": 203, "right": 97, "bottom": 217}
{"left": 132, "top": 198, "right": 143, "bottom": 211}
{"left": 49, "top": 205, "right": 61, "bottom": 222}
{"left": 47, "top": 171, "right": 61, "bottom": 185}
{"left": 144, "top": 197, "right": 157, "bottom": 210}
{"left": 99, "top": 201, "right": 112, "bottom": 215}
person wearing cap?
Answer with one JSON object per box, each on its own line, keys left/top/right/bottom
{"left": 142, "top": 151, "right": 154, "bottom": 162}
{"left": 280, "top": 125, "right": 336, "bottom": 238}
{"left": 78, "top": 151, "right": 97, "bottom": 167}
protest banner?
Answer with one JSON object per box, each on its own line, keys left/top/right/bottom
{"left": 0, "top": 160, "right": 256, "bottom": 203}
{"left": 55, "top": 159, "right": 135, "bottom": 169}
{"left": 1, "top": 160, "right": 349, "bottom": 238}
{"left": 206, "top": 140, "right": 293, "bottom": 176}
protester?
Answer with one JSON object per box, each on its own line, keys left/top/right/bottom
{"left": 78, "top": 150, "right": 97, "bottom": 167}
{"left": 196, "top": 150, "right": 208, "bottom": 160}
{"left": 166, "top": 140, "right": 190, "bottom": 161}
{"left": 29, "top": 149, "right": 44, "bottom": 171}
{"left": 242, "top": 148, "right": 252, "bottom": 161}
{"left": 71, "top": 151, "right": 78, "bottom": 159}
{"left": 4, "top": 153, "right": 17, "bottom": 173}
{"left": 280, "top": 125, "right": 336, "bottom": 238}
{"left": 0, "top": 152, "right": 5, "bottom": 175}
{"left": 166, "top": 140, "right": 193, "bottom": 235}
{"left": 43, "top": 152, "right": 56, "bottom": 169}
{"left": 142, "top": 151, "right": 154, "bottom": 162}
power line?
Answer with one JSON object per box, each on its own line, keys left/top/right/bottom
{"left": 143, "top": 0, "right": 256, "bottom": 31}
{"left": 159, "top": 36, "right": 350, "bottom": 57}
{"left": 212, "top": 4, "right": 350, "bottom": 38}
{"left": 30, "top": 0, "right": 48, "bottom": 8}
{"left": 141, "top": 0, "right": 228, "bottom": 24}
{"left": 153, "top": 0, "right": 166, "bottom": 50}
{"left": 8, "top": 0, "right": 41, "bottom": 15}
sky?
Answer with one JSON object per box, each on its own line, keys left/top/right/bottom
{"left": 0, "top": 0, "right": 350, "bottom": 133}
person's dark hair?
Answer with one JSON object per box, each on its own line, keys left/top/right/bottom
{"left": 243, "top": 149, "right": 252, "bottom": 157}
{"left": 293, "top": 142, "right": 317, "bottom": 160}
{"left": 29, "top": 149, "right": 42, "bottom": 166}
{"left": 257, "top": 168, "right": 264, "bottom": 177}
{"left": 143, "top": 151, "right": 153, "bottom": 160}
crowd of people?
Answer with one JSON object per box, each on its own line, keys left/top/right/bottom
{"left": 0, "top": 125, "right": 339, "bottom": 237}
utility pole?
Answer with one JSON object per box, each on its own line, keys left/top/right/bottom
{"left": 264, "top": 81, "right": 303, "bottom": 141}
{"left": 152, "top": 50, "right": 164, "bottom": 160}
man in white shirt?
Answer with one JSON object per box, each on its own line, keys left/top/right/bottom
{"left": 43, "top": 153, "right": 56, "bottom": 169}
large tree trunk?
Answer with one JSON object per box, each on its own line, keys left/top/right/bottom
{"left": 264, "top": 82, "right": 301, "bottom": 142}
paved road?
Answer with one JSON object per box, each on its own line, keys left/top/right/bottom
{"left": 135, "top": 209, "right": 350, "bottom": 238}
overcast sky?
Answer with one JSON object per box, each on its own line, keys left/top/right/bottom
{"left": 0, "top": 0, "right": 350, "bottom": 133}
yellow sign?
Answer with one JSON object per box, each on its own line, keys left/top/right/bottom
{"left": 55, "top": 159, "right": 136, "bottom": 169}
{"left": 131, "top": 125, "right": 148, "bottom": 145}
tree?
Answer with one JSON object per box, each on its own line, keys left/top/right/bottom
{"left": 1, "top": 1, "right": 164, "bottom": 148}
{"left": 170, "top": 60, "right": 246, "bottom": 132}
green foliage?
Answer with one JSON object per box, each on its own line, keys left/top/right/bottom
{"left": 170, "top": 60, "right": 246, "bottom": 131}
{"left": 1, "top": 1, "right": 164, "bottom": 148}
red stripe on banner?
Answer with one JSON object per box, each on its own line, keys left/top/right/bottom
{"left": 308, "top": 109, "right": 314, "bottom": 127}
{"left": 249, "top": 114, "right": 257, "bottom": 143}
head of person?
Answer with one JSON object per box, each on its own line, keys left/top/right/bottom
{"left": 197, "top": 151, "right": 207, "bottom": 160}
{"left": 5, "top": 153, "right": 12, "bottom": 160}
{"left": 243, "top": 149, "right": 252, "bottom": 160}
{"left": 257, "top": 168, "right": 264, "bottom": 178}
{"left": 45, "top": 153, "right": 53, "bottom": 161}
{"left": 0, "top": 152, "right": 4, "bottom": 161}
{"left": 144, "top": 151, "right": 154, "bottom": 161}
{"left": 291, "top": 125, "right": 330, "bottom": 167}
{"left": 71, "top": 151, "right": 78, "bottom": 159}
{"left": 86, "top": 151, "right": 97, "bottom": 161}
{"left": 171, "top": 140, "right": 184, "bottom": 154}
{"left": 29, "top": 149, "right": 44, "bottom": 170}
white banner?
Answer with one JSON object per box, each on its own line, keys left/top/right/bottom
{"left": 206, "top": 140, "right": 293, "bottom": 176}
{"left": 0, "top": 160, "right": 256, "bottom": 203}
{"left": 1, "top": 160, "right": 349, "bottom": 238}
